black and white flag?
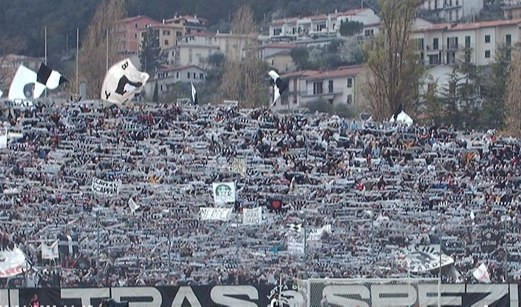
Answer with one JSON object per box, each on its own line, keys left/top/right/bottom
{"left": 191, "top": 82, "right": 198, "bottom": 105}
{"left": 8, "top": 65, "right": 39, "bottom": 101}
{"left": 101, "top": 58, "right": 149, "bottom": 104}
{"left": 36, "top": 63, "right": 68, "bottom": 90}
{"left": 288, "top": 223, "right": 302, "bottom": 232}
{"left": 268, "top": 70, "right": 288, "bottom": 106}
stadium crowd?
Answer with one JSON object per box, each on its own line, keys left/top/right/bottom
{"left": 0, "top": 100, "right": 521, "bottom": 288}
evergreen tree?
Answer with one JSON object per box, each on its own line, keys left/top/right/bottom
{"left": 139, "top": 28, "right": 164, "bottom": 74}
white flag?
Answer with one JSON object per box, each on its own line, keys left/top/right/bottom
{"left": 8, "top": 65, "right": 42, "bottom": 100}
{"left": 129, "top": 198, "right": 140, "bottom": 213}
{"left": 200, "top": 207, "right": 232, "bottom": 221}
{"left": 0, "top": 247, "right": 28, "bottom": 278}
{"left": 473, "top": 263, "right": 491, "bottom": 283}
{"left": 0, "top": 134, "right": 6, "bottom": 149}
{"left": 101, "top": 58, "right": 149, "bottom": 104}
{"left": 191, "top": 82, "right": 198, "bottom": 105}
{"left": 41, "top": 241, "right": 59, "bottom": 260}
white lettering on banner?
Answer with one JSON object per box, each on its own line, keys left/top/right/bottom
{"left": 324, "top": 285, "right": 370, "bottom": 307}
{"left": 417, "top": 284, "right": 464, "bottom": 306}
{"left": 0, "top": 248, "right": 27, "bottom": 278}
{"left": 0, "top": 289, "right": 9, "bottom": 307}
{"left": 111, "top": 287, "right": 162, "bottom": 307}
{"left": 212, "top": 182, "right": 236, "bottom": 204}
{"left": 171, "top": 286, "right": 202, "bottom": 307}
{"left": 372, "top": 285, "right": 417, "bottom": 306}
{"left": 61, "top": 288, "right": 110, "bottom": 307}
{"left": 91, "top": 178, "right": 121, "bottom": 196}
{"left": 243, "top": 207, "right": 262, "bottom": 225}
{"left": 200, "top": 208, "right": 232, "bottom": 221}
{"left": 210, "top": 285, "right": 258, "bottom": 307}
{"left": 467, "top": 284, "right": 508, "bottom": 307}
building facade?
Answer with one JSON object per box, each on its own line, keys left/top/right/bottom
{"left": 412, "top": 18, "right": 520, "bottom": 67}
{"left": 420, "top": 0, "right": 484, "bottom": 22}
{"left": 116, "top": 16, "right": 159, "bottom": 55}
{"left": 268, "top": 8, "right": 380, "bottom": 41}
{"left": 144, "top": 65, "right": 207, "bottom": 99}
{"left": 276, "top": 66, "right": 363, "bottom": 110}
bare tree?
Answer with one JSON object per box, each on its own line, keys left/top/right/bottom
{"left": 504, "top": 50, "right": 521, "bottom": 135}
{"left": 230, "top": 5, "right": 257, "bottom": 35}
{"left": 221, "top": 5, "right": 268, "bottom": 108}
{"left": 79, "top": 0, "right": 126, "bottom": 99}
{"left": 363, "top": 0, "right": 423, "bottom": 121}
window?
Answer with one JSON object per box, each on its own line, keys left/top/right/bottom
{"left": 427, "top": 83, "right": 436, "bottom": 94}
{"left": 200, "top": 73, "right": 204, "bottom": 79}
{"left": 447, "top": 37, "right": 458, "bottom": 49}
{"left": 135, "top": 23, "right": 138, "bottom": 28}
{"left": 465, "top": 36, "right": 471, "bottom": 48}
{"left": 449, "top": 81, "right": 456, "bottom": 97}
{"left": 347, "top": 78, "right": 353, "bottom": 88}
{"left": 313, "top": 82, "right": 323, "bottom": 95}
{"left": 328, "top": 80, "right": 334, "bottom": 93}
{"left": 485, "top": 50, "right": 491, "bottom": 58}
{"left": 134, "top": 33, "right": 137, "bottom": 39}
{"left": 416, "top": 38, "right": 424, "bottom": 50}
{"left": 433, "top": 38, "right": 439, "bottom": 50}
{"left": 347, "top": 95, "right": 353, "bottom": 104}
{"left": 465, "top": 50, "right": 471, "bottom": 63}
{"left": 165, "top": 40, "right": 169, "bottom": 45}
{"left": 193, "top": 72, "right": 197, "bottom": 79}
{"left": 187, "top": 72, "right": 191, "bottom": 79}
{"left": 273, "top": 28, "right": 282, "bottom": 36}
{"left": 506, "top": 34, "right": 512, "bottom": 46}
{"left": 176, "top": 72, "right": 179, "bottom": 79}
{"left": 364, "top": 29, "right": 374, "bottom": 37}
{"left": 485, "top": 35, "right": 490, "bottom": 43}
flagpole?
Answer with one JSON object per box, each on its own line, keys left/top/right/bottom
{"left": 44, "top": 26, "right": 48, "bottom": 99}
{"left": 438, "top": 202, "right": 443, "bottom": 307}
{"left": 76, "top": 28, "right": 79, "bottom": 96}
{"left": 106, "top": 29, "right": 109, "bottom": 72}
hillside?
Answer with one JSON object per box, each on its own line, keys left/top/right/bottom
{"left": 0, "top": 0, "right": 373, "bottom": 64}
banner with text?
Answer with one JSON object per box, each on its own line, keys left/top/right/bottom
{"left": 200, "top": 207, "right": 233, "bottom": 221}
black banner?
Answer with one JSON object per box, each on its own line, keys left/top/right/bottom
{"left": 1, "top": 283, "right": 521, "bottom": 306}
{"left": 0, "top": 285, "right": 275, "bottom": 307}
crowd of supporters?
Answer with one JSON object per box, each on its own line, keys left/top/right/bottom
{"left": 0, "top": 99, "right": 520, "bottom": 288}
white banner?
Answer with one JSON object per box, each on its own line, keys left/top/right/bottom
{"left": 91, "top": 178, "right": 121, "bottom": 196}
{"left": 212, "top": 182, "right": 236, "bottom": 204}
{"left": 200, "top": 207, "right": 233, "bottom": 221}
{"left": 230, "top": 158, "right": 247, "bottom": 176}
{"left": 287, "top": 239, "right": 305, "bottom": 255}
{"left": 243, "top": 207, "right": 262, "bottom": 225}
{"left": 403, "top": 245, "right": 454, "bottom": 273}
{"left": 308, "top": 225, "right": 332, "bottom": 241}
{"left": 41, "top": 241, "right": 59, "bottom": 260}
{"left": 0, "top": 247, "right": 27, "bottom": 278}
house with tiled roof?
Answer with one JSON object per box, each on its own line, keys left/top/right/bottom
{"left": 274, "top": 65, "right": 363, "bottom": 110}
{"left": 412, "top": 18, "right": 521, "bottom": 67}
{"left": 268, "top": 8, "right": 380, "bottom": 41}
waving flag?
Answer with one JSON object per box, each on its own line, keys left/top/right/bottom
{"left": 8, "top": 65, "right": 39, "bottom": 100}
{"left": 101, "top": 58, "right": 149, "bottom": 104}
{"left": 268, "top": 70, "right": 288, "bottom": 106}
{"left": 473, "top": 263, "right": 491, "bottom": 283}
{"left": 36, "top": 63, "right": 68, "bottom": 90}
{"left": 191, "top": 82, "right": 198, "bottom": 105}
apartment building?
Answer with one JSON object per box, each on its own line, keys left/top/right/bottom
{"left": 412, "top": 18, "right": 520, "bottom": 67}
{"left": 503, "top": 0, "right": 521, "bottom": 19}
{"left": 276, "top": 66, "right": 363, "bottom": 110}
{"left": 420, "top": 0, "right": 483, "bottom": 22}
{"left": 268, "top": 8, "right": 380, "bottom": 40}
{"left": 143, "top": 65, "right": 207, "bottom": 99}
{"left": 116, "top": 16, "right": 160, "bottom": 55}
{"left": 174, "top": 32, "right": 258, "bottom": 68}
{"left": 164, "top": 15, "right": 208, "bottom": 35}
{"left": 138, "top": 22, "right": 185, "bottom": 52}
